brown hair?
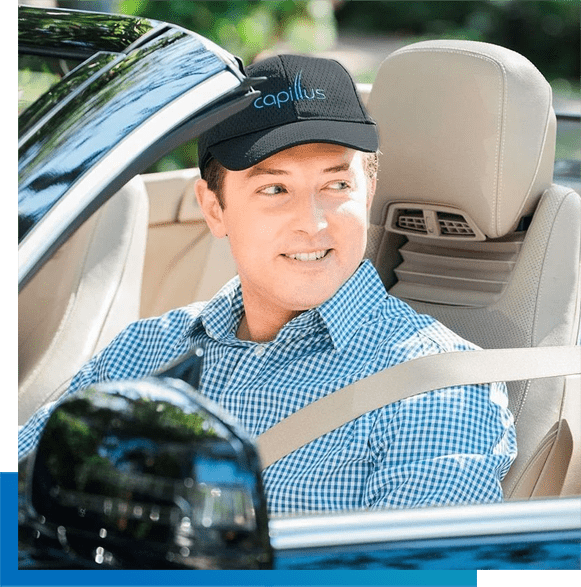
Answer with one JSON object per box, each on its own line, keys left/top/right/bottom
{"left": 202, "top": 150, "right": 379, "bottom": 209}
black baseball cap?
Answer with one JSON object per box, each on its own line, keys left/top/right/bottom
{"left": 198, "top": 54, "right": 379, "bottom": 175}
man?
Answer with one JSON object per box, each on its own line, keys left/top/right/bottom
{"left": 19, "top": 55, "right": 516, "bottom": 514}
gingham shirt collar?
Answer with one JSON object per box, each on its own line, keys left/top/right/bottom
{"left": 183, "top": 260, "right": 386, "bottom": 351}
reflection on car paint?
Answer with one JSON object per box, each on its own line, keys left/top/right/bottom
{"left": 19, "top": 31, "right": 226, "bottom": 242}
{"left": 275, "top": 535, "right": 581, "bottom": 570}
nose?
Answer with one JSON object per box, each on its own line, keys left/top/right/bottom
{"left": 291, "top": 192, "right": 328, "bottom": 236}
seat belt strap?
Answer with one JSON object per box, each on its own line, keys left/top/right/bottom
{"left": 256, "top": 345, "right": 581, "bottom": 469}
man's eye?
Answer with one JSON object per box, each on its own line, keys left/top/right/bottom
{"left": 260, "top": 185, "right": 286, "bottom": 196}
{"left": 327, "top": 181, "right": 350, "bottom": 191}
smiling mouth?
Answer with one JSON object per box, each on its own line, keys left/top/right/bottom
{"left": 284, "top": 249, "right": 331, "bottom": 262}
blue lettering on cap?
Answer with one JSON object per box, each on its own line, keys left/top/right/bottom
{"left": 253, "top": 71, "right": 326, "bottom": 109}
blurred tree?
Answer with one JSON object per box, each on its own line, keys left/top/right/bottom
{"left": 491, "top": 0, "right": 579, "bottom": 82}
{"left": 116, "top": 0, "right": 337, "bottom": 63}
{"left": 334, "top": 0, "right": 579, "bottom": 82}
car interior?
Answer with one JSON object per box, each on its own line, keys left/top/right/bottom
{"left": 18, "top": 40, "right": 580, "bottom": 504}
{"left": 18, "top": 176, "right": 149, "bottom": 422}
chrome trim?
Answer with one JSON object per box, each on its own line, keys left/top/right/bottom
{"left": 268, "top": 497, "right": 581, "bottom": 551}
{"left": 18, "top": 70, "right": 241, "bottom": 287}
{"left": 193, "top": 33, "right": 246, "bottom": 82}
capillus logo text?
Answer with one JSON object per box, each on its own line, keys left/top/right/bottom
{"left": 254, "top": 71, "right": 326, "bottom": 109}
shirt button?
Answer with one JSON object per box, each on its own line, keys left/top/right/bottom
{"left": 254, "top": 345, "right": 266, "bottom": 357}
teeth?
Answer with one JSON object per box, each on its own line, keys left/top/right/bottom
{"left": 287, "top": 250, "right": 328, "bottom": 261}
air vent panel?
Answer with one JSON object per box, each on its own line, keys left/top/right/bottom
{"left": 387, "top": 204, "right": 485, "bottom": 241}
{"left": 396, "top": 210, "right": 427, "bottom": 233}
{"left": 437, "top": 213, "right": 476, "bottom": 237}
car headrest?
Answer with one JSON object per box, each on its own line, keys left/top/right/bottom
{"left": 367, "top": 40, "right": 556, "bottom": 239}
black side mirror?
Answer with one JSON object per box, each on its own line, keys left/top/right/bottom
{"left": 19, "top": 377, "right": 272, "bottom": 569}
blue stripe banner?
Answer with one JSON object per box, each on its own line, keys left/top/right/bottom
{"left": 2, "top": 472, "right": 476, "bottom": 586}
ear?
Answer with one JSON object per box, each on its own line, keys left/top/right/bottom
{"left": 195, "top": 178, "right": 227, "bottom": 238}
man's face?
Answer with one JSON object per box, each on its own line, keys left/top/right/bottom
{"left": 197, "top": 143, "right": 375, "bottom": 335}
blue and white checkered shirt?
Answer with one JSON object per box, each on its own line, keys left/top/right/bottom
{"left": 19, "top": 260, "right": 516, "bottom": 514}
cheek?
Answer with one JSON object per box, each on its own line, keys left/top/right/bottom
{"left": 334, "top": 199, "right": 369, "bottom": 229}
{"left": 254, "top": 219, "right": 281, "bottom": 240}
{"left": 241, "top": 208, "right": 288, "bottom": 241}
{"left": 223, "top": 212, "right": 278, "bottom": 258}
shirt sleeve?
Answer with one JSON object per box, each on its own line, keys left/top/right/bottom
{"left": 18, "top": 352, "right": 101, "bottom": 461}
{"left": 363, "top": 381, "right": 517, "bottom": 508}
{"left": 18, "top": 305, "right": 203, "bottom": 461}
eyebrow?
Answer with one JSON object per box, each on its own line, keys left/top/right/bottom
{"left": 246, "top": 161, "right": 352, "bottom": 179}
{"left": 246, "top": 165, "right": 289, "bottom": 178}
{"left": 322, "top": 162, "right": 351, "bottom": 174}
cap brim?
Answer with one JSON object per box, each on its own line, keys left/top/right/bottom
{"left": 208, "top": 119, "right": 379, "bottom": 171}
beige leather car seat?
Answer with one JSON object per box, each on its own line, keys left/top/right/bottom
{"left": 365, "top": 40, "right": 580, "bottom": 499}
{"left": 140, "top": 169, "right": 237, "bottom": 318}
{"left": 18, "top": 176, "right": 149, "bottom": 425}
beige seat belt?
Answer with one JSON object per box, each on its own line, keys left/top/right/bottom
{"left": 256, "top": 345, "right": 581, "bottom": 469}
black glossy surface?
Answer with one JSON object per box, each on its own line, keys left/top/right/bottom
{"left": 18, "top": 6, "right": 157, "bottom": 59}
{"left": 19, "top": 51, "right": 119, "bottom": 138}
{"left": 20, "top": 379, "right": 272, "bottom": 569}
{"left": 155, "top": 345, "right": 205, "bottom": 390}
{"left": 18, "top": 28, "right": 227, "bottom": 242}
{"left": 274, "top": 533, "right": 581, "bottom": 570}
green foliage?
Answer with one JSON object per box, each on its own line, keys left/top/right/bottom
{"left": 335, "top": 0, "right": 579, "bottom": 82}
{"left": 118, "top": 0, "right": 337, "bottom": 63}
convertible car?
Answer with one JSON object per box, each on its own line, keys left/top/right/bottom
{"left": 15, "top": 4, "right": 581, "bottom": 572}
